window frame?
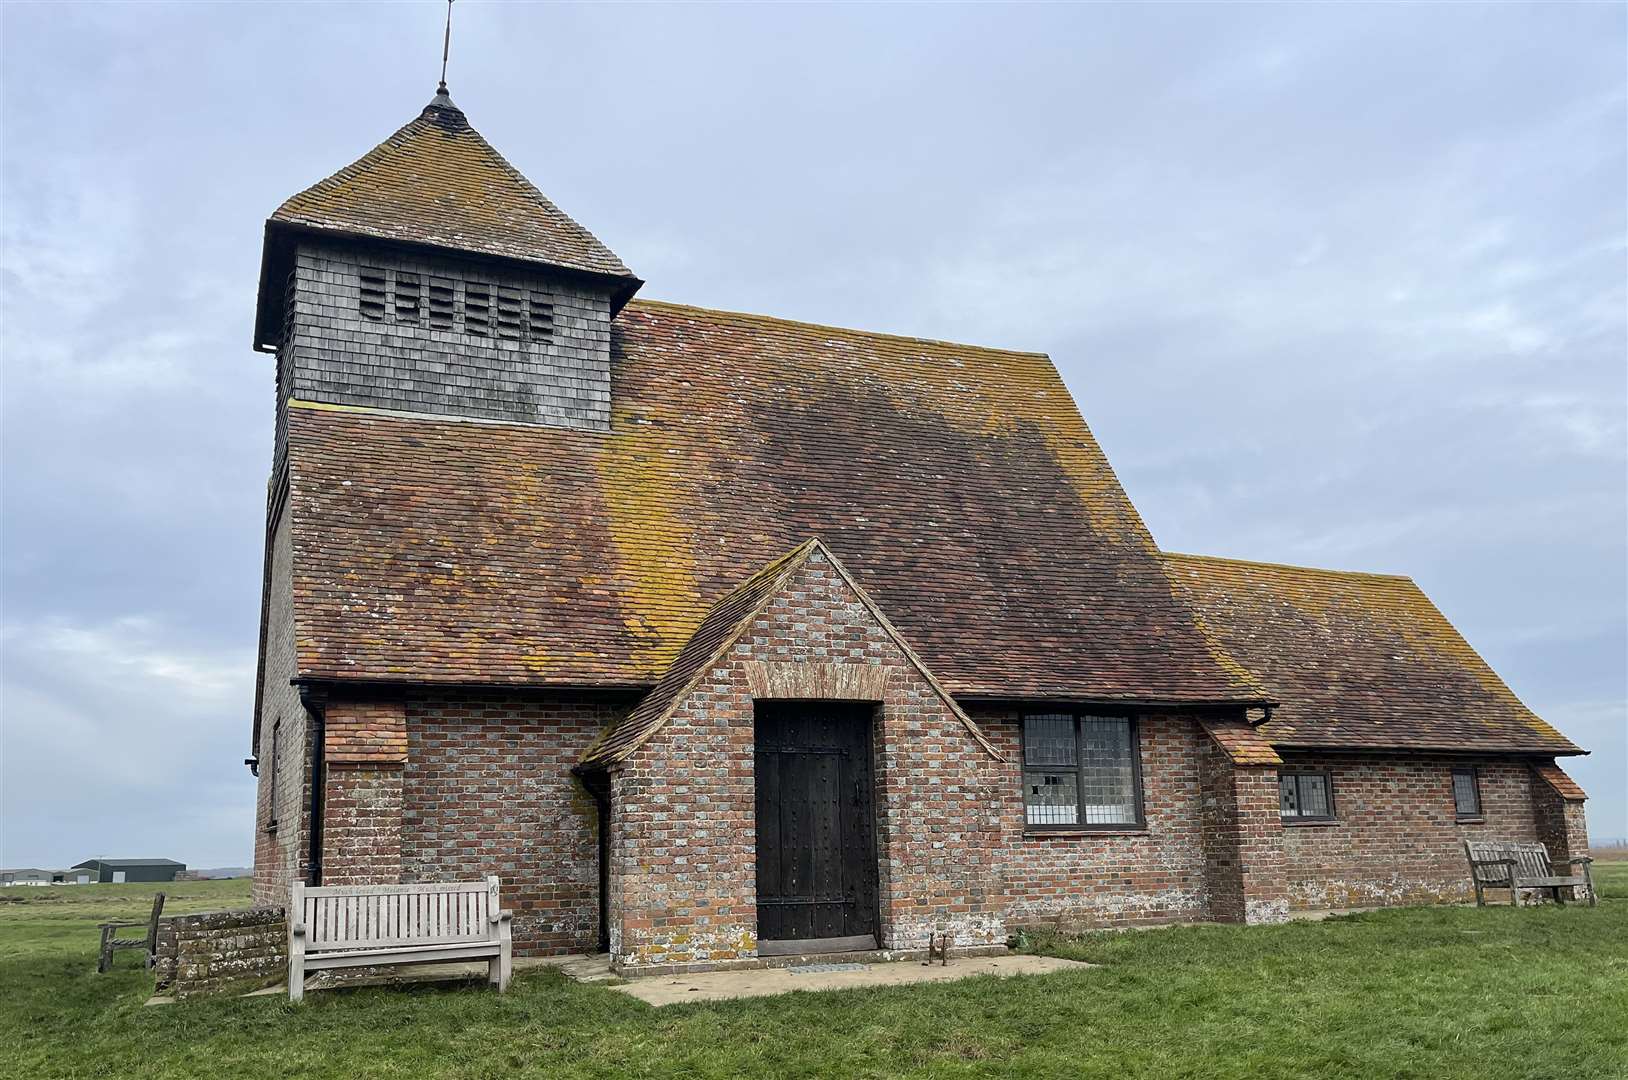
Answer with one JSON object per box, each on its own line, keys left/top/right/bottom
{"left": 1451, "top": 766, "right": 1483, "bottom": 822}
{"left": 265, "top": 719, "right": 282, "bottom": 834}
{"left": 1278, "top": 769, "right": 1338, "bottom": 824}
{"left": 1019, "top": 711, "right": 1147, "bottom": 834}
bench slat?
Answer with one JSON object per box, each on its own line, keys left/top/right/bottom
{"left": 303, "top": 881, "right": 491, "bottom": 897}
{"left": 305, "top": 942, "right": 502, "bottom": 971}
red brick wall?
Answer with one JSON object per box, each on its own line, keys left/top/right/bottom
{"left": 401, "top": 692, "right": 618, "bottom": 956}
{"left": 1198, "top": 741, "right": 1288, "bottom": 923}
{"left": 609, "top": 551, "right": 1005, "bottom": 971}
{"left": 976, "top": 709, "right": 1214, "bottom": 929}
{"left": 323, "top": 766, "right": 405, "bottom": 886}
{"left": 1276, "top": 754, "right": 1538, "bottom": 910}
{"left": 326, "top": 699, "right": 409, "bottom": 765}
{"left": 320, "top": 698, "right": 408, "bottom": 886}
{"left": 1531, "top": 770, "right": 1590, "bottom": 866}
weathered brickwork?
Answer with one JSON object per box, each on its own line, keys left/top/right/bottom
{"left": 977, "top": 709, "right": 1215, "bottom": 929}
{"left": 251, "top": 501, "right": 309, "bottom": 907}
{"left": 153, "top": 907, "right": 287, "bottom": 1000}
{"left": 1198, "top": 739, "right": 1289, "bottom": 923}
{"left": 326, "top": 698, "right": 409, "bottom": 766}
{"left": 401, "top": 692, "right": 616, "bottom": 956}
{"left": 1530, "top": 765, "right": 1590, "bottom": 866}
{"left": 608, "top": 551, "right": 1005, "bottom": 972}
{"left": 323, "top": 766, "right": 405, "bottom": 886}
{"left": 1276, "top": 754, "right": 1540, "bottom": 910}
{"left": 279, "top": 239, "right": 611, "bottom": 448}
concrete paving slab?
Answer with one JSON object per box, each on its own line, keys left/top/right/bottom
{"left": 609, "top": 953, "right": 1092, "bottom": 1006}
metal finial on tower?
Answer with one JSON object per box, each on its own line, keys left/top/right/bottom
{"left": 438, "top": 0, "right": 455, "bottom": 95}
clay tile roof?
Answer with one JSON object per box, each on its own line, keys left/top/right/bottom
{"left": 1163, "top": 552, "right": 1583, "bottom": 756}
{"left": 583, "top": 540, "right": 819, "bottom": 766}
{"left": 255, "top": 91, "right": 638, "bottom": 348}
{"left": 1532, "top": 761, "right": 1586, "bottom": 800}
{"left": 1199, "top": 717, "right": 1283, "bottom": 766}
{"left": 272, "top": 91, "right": 635, "bottom": 280}
{"left": 580, "top": 539, "right": 998, "bottom": 766}
{"left": 286, "top": 300, "right": 1267, "bottom": 705}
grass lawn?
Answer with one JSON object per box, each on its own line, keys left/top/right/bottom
{"left": 3, "top": 868, "right": 1625, "bottom": 1079}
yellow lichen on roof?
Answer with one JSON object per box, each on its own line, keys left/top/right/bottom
{"left": 283, "top": 302, "right": 1270, "bottom": 703}
{"left": 626, "top": 300, "right": 1151, "bottom": 547}
{"left": 1164, "top": 551, "right": 1581, "bottom": 755}
{"left": 594, "top": 398, "right": 703, "bottom": 672}
{"left": 271, "top": 94, "right": 635, "bottom": 281}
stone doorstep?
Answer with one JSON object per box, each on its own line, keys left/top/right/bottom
{"left": 612, "top": 943, "right": 1010, "bottom": 979}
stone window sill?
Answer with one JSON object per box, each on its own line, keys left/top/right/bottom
{"left": 1281, "top": 818, "right": 1341, "bottom": 827}
{"left": 1455, "top": 817, "right": 1486, "bottom": 825}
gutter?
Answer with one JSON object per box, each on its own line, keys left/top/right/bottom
{"left": 1270, "top": 743, "right": 1589, "bottom": 759}
{"left": 290, "top": 675, "right": 646, "bottom": 702}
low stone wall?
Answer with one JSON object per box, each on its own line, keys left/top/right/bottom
{"left": 153, "top": 907, "right": 286, "bottom": 1000}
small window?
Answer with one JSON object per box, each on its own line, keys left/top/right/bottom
{"left": 1022, "top": 713, "right": 1143, "bottom": 830}
{"left": 528, "top": 292, "right": 555, "bottom": 339}
{"left": 358, "top": 267, "right": 387, "bottom": 320}
{"left": 427, "top": 278, "right": 455, "bottom": 330}
{"left": 265, "top": 720, "right": 281, "bottom": 833}
{"left": 464, "top": 282, "right": 491, "bottom": 336}
{"left": 1280, "top": 770, "right": 1335, "bottom": 822}
{"left": 1452, "top": 767, "right": 1482, "bottom": 821}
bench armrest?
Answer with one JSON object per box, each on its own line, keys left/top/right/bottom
{"left": 98, "top": 920, "right": 143, "bottom": 931}
{"left": 490, "top": 910, "right": 513, "bottom": 926}
{"left": 290, "top": 922, "right": 306, "bottom": 938}
{"left": 1568, "top": 856, "right": 1594, "bottom": 865}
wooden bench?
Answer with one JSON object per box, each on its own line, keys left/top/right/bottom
{"left": 97, "top": 891, "right": 164, "bottom": 973}
{"left": 288, "top": 878, "right": 512, "bottom": 1002}
{"left": 1464, "top": 841, "right": 1595, "bottom": 907}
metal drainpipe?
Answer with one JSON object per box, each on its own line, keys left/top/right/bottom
{"left": 299, "top": 685, "right": 327, "bottom": 887}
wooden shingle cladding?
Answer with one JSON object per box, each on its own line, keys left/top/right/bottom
{"left": 283, "top": 301, "right": 1267, "bottom": 706}
{"left": 1163, "top": 553, "right": 1582, "bottom": 756}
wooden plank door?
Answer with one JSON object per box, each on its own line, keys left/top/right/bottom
{"left": 754, "top": 702, "right": 878, "bottom": 952}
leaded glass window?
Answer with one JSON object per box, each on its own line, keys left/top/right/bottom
{"left": 1022, "top": 714, "right": 1143, "bottom": 830}
{"left": 1279, "top": 771, "right": 1335, "bottom": 821}
{"left": 1452, "top": 767, "right": 1482, "bottom": 820}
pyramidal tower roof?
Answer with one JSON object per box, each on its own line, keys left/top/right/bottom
{"left": 254, "top": 88, "right": 640, "bottom": 349}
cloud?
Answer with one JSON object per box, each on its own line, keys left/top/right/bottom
{"left": 0, "top": 615, "right": 256, "bottom": 865}
{"left": 0, "top": 1, "right": 1621, "bottom": 866}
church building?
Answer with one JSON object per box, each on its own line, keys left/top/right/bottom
{"left": 247, "top": 86, "right": 1589, "bottom": 974}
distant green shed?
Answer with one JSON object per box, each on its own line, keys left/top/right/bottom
{"left": 71, "top": 859, "right": 186, "bottom": 883}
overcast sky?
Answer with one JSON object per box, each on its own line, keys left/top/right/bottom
{"left": 2, "top": 2, "right": 1623, "bottom": 868}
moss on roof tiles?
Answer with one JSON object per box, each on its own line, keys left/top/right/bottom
{"left": 270, "top": 94, "right": 634, "bottom": 280}
{"left": 286, "top": 301, "right": 1266, "bottom": 703}
{"left": 1163, "top": 551, "right": 1581, "bottom": 755}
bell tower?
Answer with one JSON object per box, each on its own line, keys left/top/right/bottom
{"left": 251, "top": 86, "right": 640, "bottom": 471}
